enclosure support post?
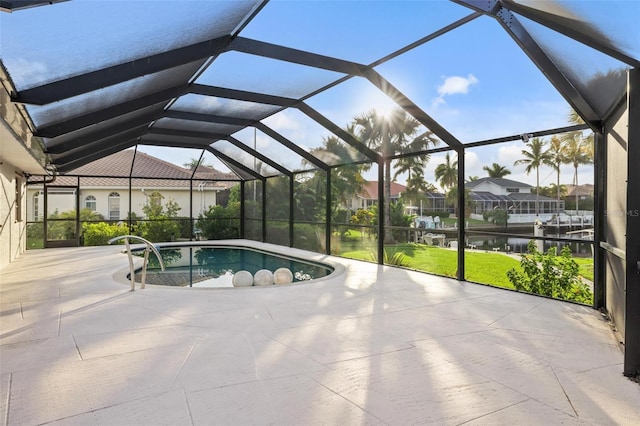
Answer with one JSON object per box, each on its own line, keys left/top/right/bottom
{"left": 261, "top": 178, "right": 267, "bottom": 242}
{"left": 456, "top": 147, "right": 465, "bottom": 281}
{"left": 189, "top": 179, "right": 193, "bottom": 241}
{"left": 593, "top": 131, "right": 606, "bottom": 309}
{"left": 240, "top": 181, "right": 245, "bottom": 239}
{"left": 43, "top": 180, "right": 48, "bottom": 247}
{"left": 128, "top": 176, "right": 132, "bottom": 229}
{"left": 624, "top": 67, "right": 640, "bottom": 376}
{"left": 289, "top": 175, "right": 294, "bottom": 247}
{"left": 378, "top": 161, "right": 384, "bottom": 265}
{"left": 75, "top": 176, "right": 80, "bottom": 245}
{"left": 326, "top": 170, "right": 331, "bottom": 255}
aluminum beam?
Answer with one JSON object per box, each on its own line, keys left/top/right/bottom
{"left": 0, "top": 1, "right": 68, "bottom": 12}
{"left": 55, "top": 139, "right": 138, "bottom": 173}
{"left": 229, "top": 37, "right": 365, "bottom": 76}
{"left": 501, "top": 0, "right": 640, "bottom": 69}
{"left": 297, "top": 103, "right": 381, "bottom": 163}
{"left": 206, "top": 146, "right": 262, "bottom": 180}
{"left": 362, "top": 69, "right": 463, "bottom": 149}
{"left": 454, "top": 0, "right": 602, "bottom": 128}
{"left": 190, "top": 84, "right": 299, "bottom": 107}
{"left": 165, "top": 110, "right": 254, "bottom": 126}
{"left": 36, "top": 87, "right": 187, "bottom": 138}
{"left": 224, "top": 136, "right": 292, "bottom": 177}
{"left": 254, "top": 122, "right": 329, "bottom": 171}
{"left": 45, "top": 116, "right": 159, "bottom": 154}
{"left": 13, "top": 36, "right": 231, "bottom": 105}
{"left": 48, "top": 126, "right": 149, "bottom": 159}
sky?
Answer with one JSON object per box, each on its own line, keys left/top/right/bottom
{"left": 1, "top": 0, "right": 628, "bottom": 190}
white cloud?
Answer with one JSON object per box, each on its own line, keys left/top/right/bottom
{"left": 438, "top": 74, "right": 479, "bottom": 96}
{"left": 498, "top": 143, "right": 523, "bottom": 167}
{"left": 431, "top": 74, "right": 479, "bottom": 108}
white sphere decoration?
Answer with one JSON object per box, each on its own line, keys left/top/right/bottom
{"left": 253, "top": 269, "right": 274, "bottom": 286}
{"left": 273, "top": 268, "right": 293, "bottom": 285}
{"left": 232, "top": 270, "right": 254, "bottom": 287}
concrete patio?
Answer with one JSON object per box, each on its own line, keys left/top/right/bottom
{"left": 1, "top": 242, "right": 638, "bottom": 425}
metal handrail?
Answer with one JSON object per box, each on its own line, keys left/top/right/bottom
{"left": 108, "top": 235, "right": 165, "bottom": 291}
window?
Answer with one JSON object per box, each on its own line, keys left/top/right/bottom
{"left": 506, "top": 188, "right": 520, "bottom": 193}
{"left": 33, "top": 192, "right": 41, "bottom": 220}
{"left": 108, "top": 192, "right": 120, "bottom": 221}
{"left": 85, "top": 195, "right": 97, "bottom": 211}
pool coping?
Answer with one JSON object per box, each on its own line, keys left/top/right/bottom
{"left": 112, "top": 239, "right": 347, "bottom": 290}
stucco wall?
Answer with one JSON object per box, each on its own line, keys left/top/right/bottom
{"left": 26, "top": 186, "right": 219, "bottom": 221}
{"left": 0, "top": 161, "right": 26, "bottom": 269}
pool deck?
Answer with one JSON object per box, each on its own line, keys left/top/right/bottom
{"left": 1, "top": 241, "right": 638, "bottom": 425}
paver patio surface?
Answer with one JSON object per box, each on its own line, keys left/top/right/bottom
{"left": 1, "top": 242, "right": 638, "bottom": 425}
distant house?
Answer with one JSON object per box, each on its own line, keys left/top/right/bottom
{"left": 466, "top": 177, "right": 532, "bottom": 195}
{"left": 346, "top": 177, "right": 565, "bottom": 219}
{"left": 349, "top": 181, "right": 407, "bottom": 210}
{"left": 466, "top": 177, "right": 564, "bottom": 216}
{"left": 27, "top": 150, "right": 238, "bottom": 222}
{"left": 566, "top": 184, "right": 594, "bottom": 200}
{"left": 348, "top": 181, "right": 450, "bottom": 213}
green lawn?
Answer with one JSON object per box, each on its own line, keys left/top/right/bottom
{"left": 341, "top": 242, "right": 521, "bottom": 289}
{"left": 337, "top": 228, "right": 595, "bottom": 288}
{"left": 574, "top": 257, "right": 594, "bottom": 282}
{"left": 27, "top": 238, "right": 44, "bottom": 249}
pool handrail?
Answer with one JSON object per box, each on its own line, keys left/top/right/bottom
{"left": 108, "top": 235, "right": 165, "bottom": 291}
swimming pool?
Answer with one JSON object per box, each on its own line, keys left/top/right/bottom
{"left": 132, "top": 244, "right": 334, "bottom": 288}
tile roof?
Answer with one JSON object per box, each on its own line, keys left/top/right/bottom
{"left": 466, "top": 177, "right": 533, "bottom": 189}
{"left": 29, "top": 150, "right": 239, "bottom": 189}
{"left": 359, "top": 181, "right": 407, "bottom": 199}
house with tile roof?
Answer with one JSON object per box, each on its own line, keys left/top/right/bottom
{"left": 27, "top": 150, "right": 238, "bottom": 221}
{"left": 351, "top": 181, "right": 451, "bottom": 214}
{"left": 349, "top": 181, "right": 407, "bottom": 211}
{"left": 465, "top": 177, "right": 564, "bottom": 219}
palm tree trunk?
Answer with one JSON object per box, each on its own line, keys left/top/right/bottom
{"left": 557, "top": 168, "right": 561, "bottom": 236}
{"left": 384, "top": 159, "right": 394, "bottom": 244}
{"left": 535, "top": 167, "right": 540, "bottom": 216}
{"left": 574, "top": 164, "right": 579, "bottom": 213}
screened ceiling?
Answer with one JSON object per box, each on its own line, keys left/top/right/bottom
{"left": 1, "top": 0, "right": 638, "bottom": 180}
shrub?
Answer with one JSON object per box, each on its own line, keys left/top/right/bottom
{"left": 137, "top": 191, "right": 182, "bottom": 242}
{"left": 507, "top": 241, "right": 593, "bottom": 304}
{"left": 82, "top": 221, "right": 129, "bottom": 246}
{"left": 27, "top": 222, "right": 44, "bottom": 249}
{"left": 292, "top": 223, "right": 323, "bottom": 252}
{"left": 196, "top": 203, "right": 240, "bottom": 239}
{"left": 265, "top": 221, "right": 289, "bottom": 246}
{"left": 368, "top": 249, "right": 409, "bottom": 266}
{"left": 175, "top": 217, "right": 194, "bottom": 239}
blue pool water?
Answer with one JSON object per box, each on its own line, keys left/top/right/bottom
{"left": 133, "top": 245, "right": 333, "bottom": 288}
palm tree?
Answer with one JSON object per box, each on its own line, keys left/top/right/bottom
{"left": 435, "top": 152, "right": 459, "bottom": 216}
{"left": 482, "top": 163, "right": 511, "bottom": 178}
{"left": 309, "top": 135, "right": 366, "bottom": 222}
{"left": 514, "top": 137, "right": 551, "bottom": 216}
{"left": 183, "top": 158, "right": 203, "bottom": 170}
{"left": 404, "top": 167, "right": 430, "bottom": 195}
{"left": 435, "top": 152, "right": 458, "bottom": 190}
{"left": 562, "top": 133, "right": 593, "bottom": 211}
{"left": 546, "top": 136, "right": 566, "bottom": 213}
{"left": 565, "top": 110, "right": 594, "bottom": 212}
{"left": 353, "top": 108, "right": 439, "bottom": 243}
